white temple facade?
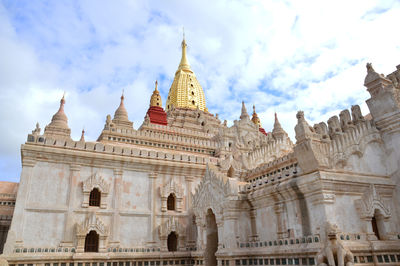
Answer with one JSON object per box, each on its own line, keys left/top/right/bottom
{"left": 3, "top": 39, "right": 400, "bottom": 266}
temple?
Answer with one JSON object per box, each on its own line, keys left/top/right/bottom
{"left": 2, "top": 37, "right": 400, "bottom": 266}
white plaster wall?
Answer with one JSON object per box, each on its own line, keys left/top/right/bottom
{"left": 327, "top": 195, "right": 363, "bottom": 233}
{"left": 255, "top": 206, "right": 277, "bottom": 241}
{"left": 23, "top": 211, "right": 65, "bottom": 247}
{"left": 28, "top": 162, "right": 69, "bottom": 207}
{"left": 119, "top": 216, "right": 150, "bottom": 246}
{"left": 237, "top": 210, "right": 251, "bottom": 242}
{"left": 345, "top": 142, "right": 387, "bottom": 175}
{"left": 121, "top": 171, "right": 149, "bottom": 211}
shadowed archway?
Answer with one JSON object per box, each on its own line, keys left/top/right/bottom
{"left": 205, "top": 208, "right": 218, "bottom": 266}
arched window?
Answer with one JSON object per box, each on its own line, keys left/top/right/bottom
{"left": 84, "top": 230, "right": 99, "bottom": 252}
{"left": 167, "top": 231, "right": 178, "bottom": 252}
{"left": 167, "top": 194, "right": 176, "bottom": 211}
{"left": 89, "top": 188, "right": 101, "bottom": 207}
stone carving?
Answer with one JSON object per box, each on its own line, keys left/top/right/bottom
{"left": 160, "top": 179, "right": 184, "bottom": 212}
{"left": 317, "top": 222, "right": 354, "bottom": 266}
{"left": 350, "top": 105, "right": 365, "bottom": 124}
{"left": 327, "top": 116, "right": 342, "bottom": 138}
{"left": 192, "top": 165, "right": 239, "bottom": 224}
{"left": 158, "top": 216, "right": 182, "bottom": 238}
{"left": 105, "top": 114, "right": 114, "bottom": 129}
{"left": 339, "top": 109, "right": 353, "bottom": 132}
{"left": 82, "top": 172, "right": 110, "bottom": 208}
{"left": 314, "top": 122, "right": 329, "bottom": 139}
{"left": 355, "top": 184, "right": 391, "bottom": 219}
{"left": 295, "top": 111, "right": 315, "bottom": 142}
{"left": 158, "top": 216, "right": 185, "bottom": 251}
{"left": 32, "top": 123, "right": 41, "bottom": 135}
{"left": 76, "top": 213, "right": 109, "bottom": 253}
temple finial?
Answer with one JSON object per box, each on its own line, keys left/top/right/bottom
{"left": 150, "top": 80, "right": 162, "bottom": 107}
{"left": 178, "top": 30, "right": 190, "bottom": 71}
{"left": 251, "top": 105, "right": 261, "bottom": 127}
{"left": 240, "top": 101, "right": 249, "bottom": 120}
{"left": 183, "top": 27, "right": 185, "bottom": 41}
{"left": 80, "top": 128, "right": 85, "bottom": 142}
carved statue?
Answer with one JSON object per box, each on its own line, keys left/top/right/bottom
{"left": 350, "top": 105, "right": 365, "bottom": 124}
{"left": 32, "top": 122, "right": 41, "bottom": 135}
{"left": 317, "top": 222, "right": 354, "bottom": 266}
{"left": 366, "top": 62, "right": 374, "bottom": 73}
{"left": 314, "top": 122, "right": 329, "bottom": 139}
{"left": 327, "top": 116, "right": 342, "bottom": 138}
{"left": 105, "top": 114, "right": 114, "bottom": 128}
{"left": 339, "top": 110, "right": 353, "bottom": 131}
{"left": 295, "top": 111, "right": 315, "bottom": 142}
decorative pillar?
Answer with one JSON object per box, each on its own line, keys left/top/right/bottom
{"left": 249, "top": 208, "right": 259, "bottom": 242}
{"left": 61, "top": 164, "right": 80, "bottom": 246}
{"left": 185, "top": 176, "right": 194, "bottom": 210}
{"left": 110, "top": 168, "right": 123, "bottom": 245}
{"left": 222, "top": 211, "right": 238, "bottom": 249}
{"left": 148, "top": 172, "right": 157, "bottom": 244}
{"left": 12, "top": 159, "right": 36, "bottom": 247}
{"left": 216, "top": 218, "right": 224, "bottom": 249}
{"left": 195, "top": 217, "right": 204, "bottom": 250}
{"left": 274, "top": 203, "right": 287, "bottom": 239}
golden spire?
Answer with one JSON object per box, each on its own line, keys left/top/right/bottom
{"left": 165, "top": 34, "right": 207, "bottom": 112}
{"left": 178, "top": 29, "right": 191, "bottom": 71}
{"left": 251, "top": 105, "right": 261, "bottom": 127}
{"left": 150, "top": 80, "right": 162, "bottom": 107}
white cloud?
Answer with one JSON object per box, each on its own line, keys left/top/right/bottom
{"left": 0, "top": 0, "right": 399, "bottom": 181}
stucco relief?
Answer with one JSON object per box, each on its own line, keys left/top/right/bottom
{"left": 160, "top": 179, "right": 183, "bottom": 212}
{"left": 192, "top": 165, "right": 239, "bottom": 225}
{"left": 355, "top": 184, "right": 391, "bottom": 220}
{"left": 82, "top": 172, "right": 110, "bottom": 208}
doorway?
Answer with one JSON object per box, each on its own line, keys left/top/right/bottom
{"left": 205, "top": 209, "right": 218, "bottom": 266}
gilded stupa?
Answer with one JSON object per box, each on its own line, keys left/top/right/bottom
{"left": 165, "top": 35, "right": 207, "bottom": 112}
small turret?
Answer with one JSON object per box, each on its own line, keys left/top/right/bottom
{"left": 145, "top": 81, "right": 168, "bottom": 126}
{"left": 240, "top": 101, "right": 250, "bottom": 120}
{"left": 272, "top": 113, "right": 287, "bottom": 139}
{"left": 80, "top": 129, "right": 85, "bottom": 142}
{"left": 251, "top": 105, "right": 268, "bottom": 136}
{"left": 44, "top": 94, "right": 71, "bottom": 140}
{"left": 251, "top": 105, "right": 261, "bottom": 127}
{"left": 112, "top": 91, "right": 133, "bottom": 129}
{"left": 150, "top": 81, "right": 162, "bottom": 107}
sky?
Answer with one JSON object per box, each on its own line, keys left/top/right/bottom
{"left": 0, "top": 0, "right": 399, "bottom": 182}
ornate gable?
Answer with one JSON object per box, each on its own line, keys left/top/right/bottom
{"left": 160, "top": 179, "right": 184, "bottom": 212}
{"left": 192, "top": 165, "right": 239, "bottom": 222}
{"left": 75, "top": 213, "right": 109, "bottom": 253}
{"left": 83, "top": 172, "right": 110, "bottom": 193}
{"left": 355, "top": 184, "right": 392, "bottom": 219}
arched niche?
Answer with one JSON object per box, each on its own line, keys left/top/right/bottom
{"left": 82, "top": 173, "right": 110, "bottom": 209}
{"left": 76, "top": 213, "right": 109, "bottom": 253}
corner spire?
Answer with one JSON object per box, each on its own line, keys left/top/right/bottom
{"left": 112, "top": 91, "right": 133, "bottom": 129}
{"left": 44, "top": 93, "right": 71, "bottom": 139}
{"left": 80, "top": 128, "right": 85, "bottom": 142}
{"left": 273, "top": 113, "right": 287, "bottom": 140}
{"left": 240, "top": 101, "right": 250, "bottom": 120}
